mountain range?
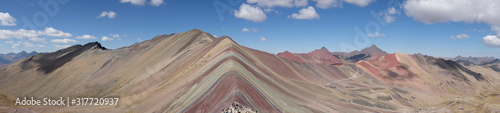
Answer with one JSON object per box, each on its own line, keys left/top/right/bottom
{"left": 0, "top": 29, "right": 499, "bottom": 112}
{"left": 450, "top": 56, "right": 498, "bottom": 65}
{"left": 332, "top": 45, "right": 388, "bottom": 63}
{"left": 448, "top": 56, "right": 500, "bottom": 72}
{"left": 0, "top": 51, "right": 38, "bottom": 67}
{"left": 277, "top": 47, "right": 343, "bottom": 65}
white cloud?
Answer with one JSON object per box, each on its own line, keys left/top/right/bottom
{"left": 29, "top": 37, "right": 45, "bottom": 42}
{"left": 492, "top": 25, "right": 500, "bottom": 32}
{"left": 120, "top": 0, "right": 146, "bottom": 6}
{"left": 382, "top": 7, "right": 399, "bottom": 23}
{"left": 23, "top": 42, "right": 34, "bottom": 47}
{"left": 403, "top": 0, "right": 500, "bottom": 25}
{"left": 492, "top": 25, "right": 500, "bottom": 36}
{"left": 40, "top": 27, "right": 72, "bottom": 37}
{"left": 482, "top": 35, "right": 500, "bottom": 48}
{"left": 120, "top": 0, "right": 165, "bottom": 6}
{"left": 111, "top": 34, "right": 120, "bottom": 38}
{"left": 312, "top": 0, "right": 341, "bottom": 9}
{"left": 51, "top": 38, "right": 77, "bottom": 43}
{"left": 242, "top": 28, "right": 258, "bottom": 32}
{"left": 53, "top": 44, "right": 71, "bottom": 49}
{"left": 0, "top": 12, "right": 16, "bottom": 26}
{"left": 263, "top": 8, "right": 279, "bottom": 14}
{"left": 0, "top": 29, "right": 36, "bottom": 39}
{"left": 0, "top": 27, "right": 71, "bottom": 40}
{"left": 404, "top": 1, "right": 500, "bottom": 47}
{"left": 289, "top": 6, "right": 320, "bottom": 19}
{"left": 383, "top": 15, "right": 396, "bottom": 23}
{"left": 260, "top": 37, "right": 267, "bottom": 41}
{"left": 342, "top": 0, "right": 374, "bottom": 7}
{"left": 150, "top": 0, "right": 165, "bottom": 6}
{"left": 367, "top": 32, "right": 385, "bottom": 38}
{"left": 450, "top": 34, "right": 470, "bottom": 39}
{"left": 97, "top": 11, "right": 117, "bottom": 19}
{"left": 76, "top": 35, "right": 97, "bottom": 39}
{"left": 234, "top": 4, "right": 267, "bottom": 22}
{"left": 137, "top": 38, "right": 143, "bottom": 42}
{"left": 387, "top": 7, "right": 397, "bottom": 15}
{"left": 312, "top": 0, "right": 373, "bottom": 8}
{"left": 242, "top": 28, "right": 250, "bottom": 32}
{"left": 110, "top": 34, "right": 122, "bottom": 40}
{"left": 101, "top": 36, "right": 113, "bottom": 41}
{"left": 247, "top": 0, "right": 307, "bottom": 8}
{"left": 5, "top": 41, "right": 13, "bottom": 44}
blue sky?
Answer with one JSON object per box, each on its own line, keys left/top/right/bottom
{"left": 0, "top": 0, "right": 499, "bottom": 58}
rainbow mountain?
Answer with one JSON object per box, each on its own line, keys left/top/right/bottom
{"left": 0, "top": 29, "right": 499, "bottom": 112}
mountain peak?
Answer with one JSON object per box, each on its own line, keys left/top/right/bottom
{"left": 188, "top": 28, "right": 203, "bottom": 33}
{"left": 20, "top": 41, "right": 107, "bottom": 74}
{"left": 187, "top": 28, "right": 217, "bottom": 41}
{"left": 278, "top": 47, "right": 342, "bottom": 65}
{"left": 277, "top": 51, "right": 306, "bottom": 63}
{"left": 366, "top": 44, "right": 380, "bottom": 50}
{"left": 83, "top": 41, "right": 107, "bottom": 50}
{"left": 310, "top": 47, "right": 331, "bottom": 55}
{"left": 277, "top": 51, "right": 294, "bottom": 56}
{"left": 361, "top": 44, "right": 388, "bottom": 55}
{"left": 318, "top": 47, "right": 329, "bottom": 52}
{"left": 332, "top": 44, "right": 388, "bottom": 62}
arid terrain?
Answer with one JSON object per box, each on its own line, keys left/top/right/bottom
{"left": 0, "top": 29, "right": 499, "bottom": 113}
